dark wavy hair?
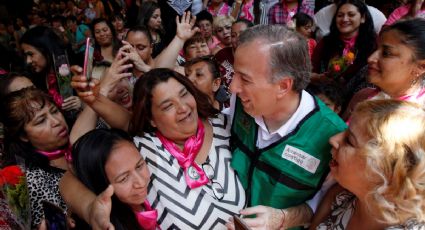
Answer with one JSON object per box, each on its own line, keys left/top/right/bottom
{"left": 323, "top": 0, "right": 376, "bottom": 69}
{"left": 1, "top": 87, "right": 60, "bottom": 167}
{"left": 184, "top": 55, "right": 221, "bottom": 80}
{"left": 90, "top": 18, "right": 121, "bottom": 58}
{"left": 126, "top": 25, "right": 153, "bottom": 44}
{"left": 20, "top": 26, "right": 67, "bottom": 91}
{"left": 137, "top": 1, "right": 164, "bottom": 34}
{"left": 129, "top": 68, "right": 219, "bottom": 137}
{"left": 72, "top": 128, "right": 141, "bottom": 230}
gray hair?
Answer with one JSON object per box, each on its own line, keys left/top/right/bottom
{"left": 238, "top": 25, "right": 311, "bottom": 92}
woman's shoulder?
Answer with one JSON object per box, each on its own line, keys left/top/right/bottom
{"left": 25, "top": 165, "right": 64, "bottom": 181}
{"left": 209, "top": 113, "right": 231, "bottom": 135}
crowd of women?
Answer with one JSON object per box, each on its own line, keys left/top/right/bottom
{"left": 1, "top": 0, "right": 425, "bottom": 229}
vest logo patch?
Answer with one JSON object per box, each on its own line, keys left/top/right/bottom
{"left": 282, "top": 145, "right": 320, "bottom": 173}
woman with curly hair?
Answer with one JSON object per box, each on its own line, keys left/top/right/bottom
{"left": 310, "top": 99, "right": 425, "bottom": 229}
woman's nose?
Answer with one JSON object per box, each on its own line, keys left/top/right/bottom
{"left": 133, "top": 172, "right": 148, "bottom": 188}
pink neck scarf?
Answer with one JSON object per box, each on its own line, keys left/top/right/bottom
{"left": 135, "top": 200, "right": 159, "bottom": 230}
{"left": 156, "top": 119, "right": 208, "bottom": 189}
{"left": 35, "top": 143, "right": 72, "bottom": 162}
{"left": 341, "top": 33, "right": 358, "bottom": 56}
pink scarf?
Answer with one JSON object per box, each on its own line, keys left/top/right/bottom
{"left": 156, "top": 119, "right": 208, "bottom": 189}
{"left": 135, "top": 200, "right": 159, "bottom": 230}
{"left": 341, "top": 34, "right": 358, "bottom": 56}
{"left": 35, "top": 143, "right": 72, "bottom": 162}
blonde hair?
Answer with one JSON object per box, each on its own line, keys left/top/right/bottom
{"left": 213, "top": 15, "right": 235, "bottom": 31}
{"left": 353, "top": 99, "right": 425, "bottom": 224}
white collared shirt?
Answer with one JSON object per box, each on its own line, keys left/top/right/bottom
{"left": 254, "top": 90, "right": 315, "bottom": 149}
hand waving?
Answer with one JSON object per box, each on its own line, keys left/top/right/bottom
{"left": 176, "top": 11, "right": 200, "bottom": 41}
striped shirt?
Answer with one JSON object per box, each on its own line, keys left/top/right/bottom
{"left": 134, "top": 114, "right": 246, "bottom": 229}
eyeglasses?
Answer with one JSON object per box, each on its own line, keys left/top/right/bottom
{"left": 202, "top": 162, "right": 224, "bottom": 200}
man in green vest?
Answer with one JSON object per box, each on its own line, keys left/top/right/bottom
{"left": 226, "top": 25, "right": 347, "bottom": 229}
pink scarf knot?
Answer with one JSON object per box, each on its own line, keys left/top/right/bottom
{"left": 156, "top": 119, "right": 209, "bottom": 189}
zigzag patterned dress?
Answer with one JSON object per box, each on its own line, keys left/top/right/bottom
{"left": 134, "top": 114, "right": 246, "bottom": 229}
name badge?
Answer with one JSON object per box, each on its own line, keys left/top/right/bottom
{"left": 282, "top": 145, "right": 320, "bottom": 173}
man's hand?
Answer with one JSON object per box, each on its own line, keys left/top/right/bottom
{"left": 226, "top": 203, "right": 313, "bottom": 230}
{"left": 226, "top": 205, "right": 284, "bottom": 230}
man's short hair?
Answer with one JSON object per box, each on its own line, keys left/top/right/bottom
{"left": 238, "top": 25, "right": 311, "bottom": 92}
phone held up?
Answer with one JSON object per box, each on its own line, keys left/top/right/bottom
{"left": 83, "top": 37, "right": 94, "bottom": 81}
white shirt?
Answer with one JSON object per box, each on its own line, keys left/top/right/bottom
{"left": 255, "top": 90, "right": 315, "bottom": 148}
{"left": 314, "top": 4, "right": 387, "bottom": 40}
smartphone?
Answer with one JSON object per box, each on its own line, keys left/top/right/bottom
{"left": 234, "top": 215, "right": 251, "bottom": 230}
{"left": 83, "top": 37, "right": 94, "bottom": 80}
{"left": 42, "top": 200, "right": 67, "bottom": 230}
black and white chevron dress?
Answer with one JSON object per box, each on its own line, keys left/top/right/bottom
{"left": 133, "top": 114, "right": 246, "bottom": 230}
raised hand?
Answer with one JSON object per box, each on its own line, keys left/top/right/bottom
{"left": 176, "top": 11, "right": 200, "bottom": 41}
{"left": 99, "top": 49, "right": 133, "bottom": 96}
{"left": 62, "top": 96, "right": 82, "bottom": 111}
{"left": 120, "top": 40, "right": 151, "bottom": 73}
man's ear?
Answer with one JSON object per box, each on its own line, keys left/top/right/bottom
{"left": 334, "top": 105, "right": 342, "bottom": 115}
{"left": 276, "top": 77, "right": 293, "bottom": 99}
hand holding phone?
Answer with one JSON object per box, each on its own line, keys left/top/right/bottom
{"left": 83, "top": 37, "right": 94, "bottom": 81}
{"left": 234, "top": 215, "right": 251, "bottom": 230}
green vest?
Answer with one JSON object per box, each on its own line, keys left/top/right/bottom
{"left": 231, "top": 95, "right": 347, "bottom": 209}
